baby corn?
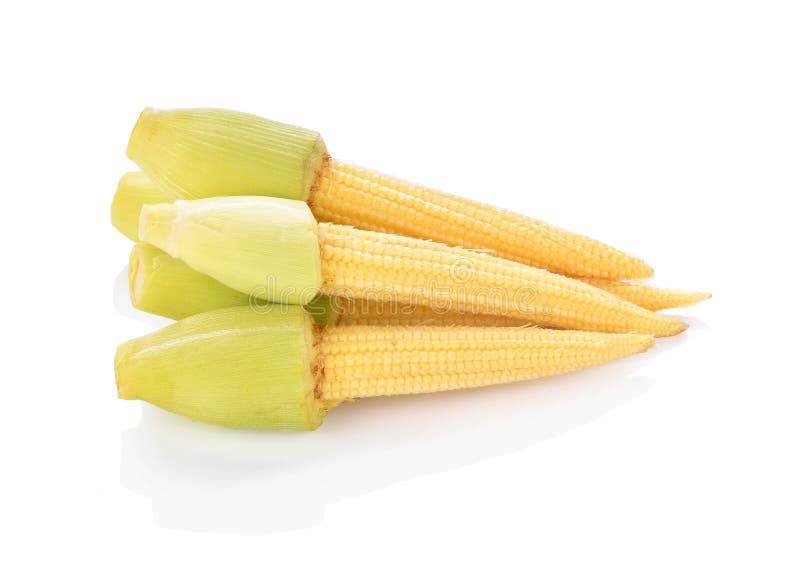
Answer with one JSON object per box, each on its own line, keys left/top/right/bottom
{"left": 114, "top": 175, "right": 707, "bottom": 313}
{"left": 127, "top": 107, "right": 652, "bottom": 280}
{"left": 128, "top": 243, "right": 525, "bottom": 326}
{"left": 115, "top": 306, "right": 655, "bottom": 430}
{"left": 582, "top": 279, "right": 711, "bottom": 312}
{"left": 138, "top": 196, "right": 686, "bottom": 336}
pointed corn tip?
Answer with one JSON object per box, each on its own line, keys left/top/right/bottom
{"left": 638, "top": 334, "right": 656, "bottom": 352}
{"left": 654, "top": 316, "right": 689, "bottom": 337}
{"left": 631, "top": 261, "right": 655, "bottom": 280}
{"left": 139, "top": 202, "right": 179, "bottom": 253}
{"left": 659, "top": 289, "right": 712, "bottom": 309}
{"left": 126, "top": 108, "right": 158, "bottom": 161}
{"left": 673, "top": 291, "right": 712, "bottom": 309}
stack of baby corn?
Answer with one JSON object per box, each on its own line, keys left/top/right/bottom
{"left": 113, "top": 108, "right": 709, "bottom": 430}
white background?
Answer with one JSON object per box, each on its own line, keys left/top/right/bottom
{"left": 1, "top": 1, "right": 798, "bottom": 571}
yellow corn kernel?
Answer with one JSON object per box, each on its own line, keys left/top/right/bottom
{"left": 127, "top": 108, "right": 652, "bottom": 280}
{"left": 333, "top": 297, "right": 529, "bottom": 327}
{"left": 140, "top": 197, "right": 686, "bottom": 337}
{"left": 115, "top": 306, "right": 655, "bottom": 430}
{"left": 583, "top": 279, "right": 712, "bottom": 311}
{"left": 318, "top": 325, "right": 654, "bottom": 400}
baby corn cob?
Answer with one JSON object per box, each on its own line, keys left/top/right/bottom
{"left": 315, "top": 223, "right": 684, "bottom": 336}
{"left": 138, "top": 196, "right": 686, "bottom": 336}
{"left": 113, "top": 173, "right": 708, "bottom": 312}
{"left": 129, "top": 243, "right": 526, "bottom": 326}
{"left": 581, "top": 279, "right": 711, "bottom": 312}
{"left": 333, "top": 298, "right": 529, "bottom": 327}
{"left": 310, "top": 160, "right": 651, "bottom": 279}
{"left": 320, "top": 325, "right": 653, "bottom": 400}
{"left": 115, "top": 306, "right": 655, "bottom": 430}
{"left": 127, "top": 107, "right": 652, "bottom": 280}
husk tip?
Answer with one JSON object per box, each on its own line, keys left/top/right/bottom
{"left": 110, "top": 172, "right": 141, "bottom": 240}
{"left": 114, "top": 343, "right": 135, "bottom": 401}
{"left": 138, "top": 202, "right": 178, "bottom": 251}
{"left": 126, "top": 107, "right": 159, "bottom": 161}
{"left": 127, "top": 245, "right": 146, "bottom": 308}
{"left": 695, "top": 292, "right": 712, "bottom": 303}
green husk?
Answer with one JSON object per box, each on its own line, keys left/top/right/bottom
{"left": 304, "top": 293, "right": 342, "bottom": 326}
{"left": 127, "top": 108, "right": 328, "bottom": 201}
{"left": 111, "top": 172, "right": 168, "bottom": 241}
{"left": 129, "top": 243, "right": 339, "bottom": 325}
{"left": 115, "top": 305, "right": 327, "bottom": 430}
{"left": 129, "top": 243, "right": 251, "bottom": 319}
{"left": 139, "top": 196, "right": 323, "bottom": 306}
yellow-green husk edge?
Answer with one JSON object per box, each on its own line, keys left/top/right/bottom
{"left": 139, "top": 196, "right": 323, "bottom": 306}
{"left": 111, "top": 172, "right": 167, "bottom": 241}
{"left": 115, "top": 305, "right": 327, "bottom": 430}
{"left": 127, "top": 107, "right": 328, "bottom": 202}
{"left": 130, "top": 243, "right": 339, "bottom": 325}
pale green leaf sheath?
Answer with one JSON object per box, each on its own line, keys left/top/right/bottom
{"left": 115, "top": 306, "right": 326, "bottom": 430}
{"left": 130, "top": 243, "right": 339, "bottom": 325}
{"left": 140, "top": 196, "right": 323, "bottom": 306}
{"left": 127, "top": 108, "right": 328, "bottom": 202}
{"left": 110, "top": 172, "right": 168, "bottom": 241}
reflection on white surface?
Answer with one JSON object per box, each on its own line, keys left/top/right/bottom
{"left": 121, "top": 365, "right": 657, "bottom": 533}
{"left": 116, "top": 263, "right": 684, "bottom": 534}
